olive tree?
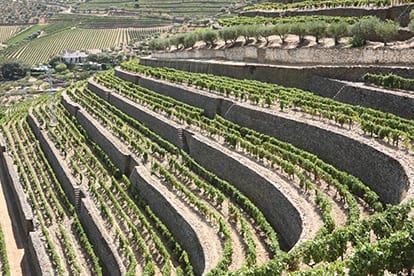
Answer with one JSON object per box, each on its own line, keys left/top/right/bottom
{"left": 327, "top": 21, "right": 349, "bottom": 45}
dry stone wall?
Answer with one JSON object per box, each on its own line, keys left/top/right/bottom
{"left": 183, "top": 131, "right": 302, "bottom": 250}
{"left": 116, "top": 68, "right": 410, "bottom": 204}
{"left": 0, "top": 140, "right": 33, "bottom": 234}
{"left": 130, "top": 167, "right": 206, "bottom": 275}
{"left": 28, "top": 232, "right": 54, "bottom": 276}
{"left": 27, "top": 113, "right": 79, "bottom": 205}
{"left": 88, "top": 81, "right": 306, "bottom": 250}
{"left": 224, "top": 105, "right": 409, "bottom": 204}
{"left": 27, "top": 109, "right": 125, "bottom": 276}
{"left": 309, "top": 76, "right": 414, "bottom": 119}
{"left": 151, "top": 46, "right": 414, "bottom": 66}
{"left": 78, "top": 198, "right": 125, "bottom": 276}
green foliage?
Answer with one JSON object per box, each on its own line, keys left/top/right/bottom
{"left": 273, "top": 23, "right": 290, "bottom": 44}
{"left": 0, "top": 61, "right": 30, "bottom": 80}
{"left": 327, "top": 21, "right": 348, "bottom": 45}
{"left": 364, "top": 72, "right": 414, "bottom": 91}
{"left": 237, "top": 24, "right": 257, "bottom": 43}
{"left": 199, "top": 29, "right": 218, "bottom": 46}
{"left": 55, "top": 63, "right": 67, "bottom": 72}
{"left": 350, "top": 17, "right": 381, "bottom": 47}
{"left": 218, "top": 26, "right": 240, "bottom": 44}
{"left": 307, "top": 21, "right": 327, "bottom": 43}
{"left": 375, "top": 20, "right": 398, "bottom": 46}
{"left": 290, "top": 22, "right": 307, "bottom": 44}
{"left": 408, "top": 19, "right": 414, "bottom": 33}
{"left": 183, "top": 33, "right": 198, "bottom": 48}
{"left": 244, "top": 0, "right": 409, "bottom": 11}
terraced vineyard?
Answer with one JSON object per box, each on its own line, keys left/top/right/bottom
{"left": 0, "top": 26, "right": 169, "bottom": 64}
{"left": 0, "top": 57, "right": 413, "bottom": 275}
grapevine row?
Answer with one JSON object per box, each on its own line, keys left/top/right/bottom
{"left": 121, "top": 61, "right": 414, "bottom": 150}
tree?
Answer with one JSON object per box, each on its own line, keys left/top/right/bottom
{"left": 375, "top": 20, "right": 398, "bottom": 46}
{"left": 351, "top": 17, "right": 381, "bottom": 47}
{"left": 183, "top": 33, "right": 197, "bottom": 48}
{"left": 327, "top": 21, "right": 348, "bottom": 45}
{"left": 307, "top": 21, "right": 327, "bottom": 44}
{"left": 273, "top": 23, "right": 290, "bottom": 44}
{"left": 200, "top": 29, "right": 218, "bottom": 47}
{"left": 290, "top": 22, "right": 307, "bottom": 44}
{"left": 258, "top": 25, "right": 274, "bottom": 45}
{"left": 219, "top": 26, "right": 239, "bottom": 45}
{"left": 0, "top": 61, "right": 29, "bottom": 81}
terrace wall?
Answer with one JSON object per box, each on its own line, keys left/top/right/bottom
{"left": 61, "top": 92, "right": 135, "bottom": 176}
{"left": 140, "top": 57, "right": 414, "bottom": 87}
{"left": 27, "top": 113, "right": 79, "bottom": 205}
{"left": 87, "top": 81, "right": 305, "bottom": 250}
{"left": 130, "top": 167, "right": 206, "bottom": 275}
{"left": 88, "top": 81, "right": 184, "bottom": 149}
{"left": 309, "top": 76, "right": 414, "bottom": 119}
{"left": 150, "top": 46, "right": 414, "bottom": 66}
{"left": 0, "top": 139, "right": 33, "bottom": 235}
{"left": 28, "top": 231, "right": 54, "bottom": 276}
{"left": 79, "top": 198, "right": 125, "bottom": 276}
{"left": 183, "top": 131, "right": 302, "bottom": 250}
{"left": 115, "top": 68, "right": 409, "bottom": 204}
{"left": 28, "top": 110, "right": 125, "bottom": 275}
{"left": 224, "top": 105, "right": 408, "bottom": 204}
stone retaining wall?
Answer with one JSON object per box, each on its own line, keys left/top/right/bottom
{"left": 140, "top": 57, "right": 414, "bottom": 119}
{"left": 130, "top": 167, "right": 206, "bottom": 275}
{"left": 88, "top": 80, "right": 184, "bottom": 149}
{"left": 27, "top": 113, "right": 79, "bottom": 205}
{"left": 183, "top": 131, "right": 302, "bottom": 250}
{"left": 27, "top": 109, "right": 125, "bottom": 275}
{"left": 115, "top": 69, "right": 409, "bottom": 204}
{"left": 309, "top": 76, "right": 414, "bottom": 119}
{"left": 0, "top": 141, "right": 33, "bottom": 234}
{"left": 77, "top": 110, "right": 132, "bottom": 175}
{"left": 87, "top": 82, "right": 306, "bottom": 250}
{"left": 28, "top": 232, "right": 54, "bottom": 276}
{"left": 224, "top": 105, "right": 408, "bottom": 204}
{"left": 140, "top": 57, "right": 414, "bottom": 87}
{"left": 79, "top": 198, "right": 125, "bottom": 276}
{"left": 61, "top": 92, "right": 135, "bottom": 176}
{"left": 151, "top": 46, "right": 414, "bottom": 66}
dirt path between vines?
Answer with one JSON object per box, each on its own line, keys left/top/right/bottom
{"left": 0, "top": 166, "right": 27, "bottom": 275}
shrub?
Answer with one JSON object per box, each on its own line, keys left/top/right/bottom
{"left": 148, "top": 38, "right": 169, "bottom": 50}
{"left": 55, "top": 62, "right": 67, "bottom": 73}
{"left": 327, "top": 21, "right": 349, "bottom": 45}
{"left": 237, "top": 25, "right": 257, "bottom": 43}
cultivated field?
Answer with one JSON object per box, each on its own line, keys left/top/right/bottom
{"left": 0, "top": 0, "right": 413, "bottom": 275}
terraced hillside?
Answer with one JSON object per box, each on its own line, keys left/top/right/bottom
{"left": 0, "top": 58, "right": 412, "bottom": 275}
{"left": 0, "top": 25, "right": 169, "bottom": 64}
